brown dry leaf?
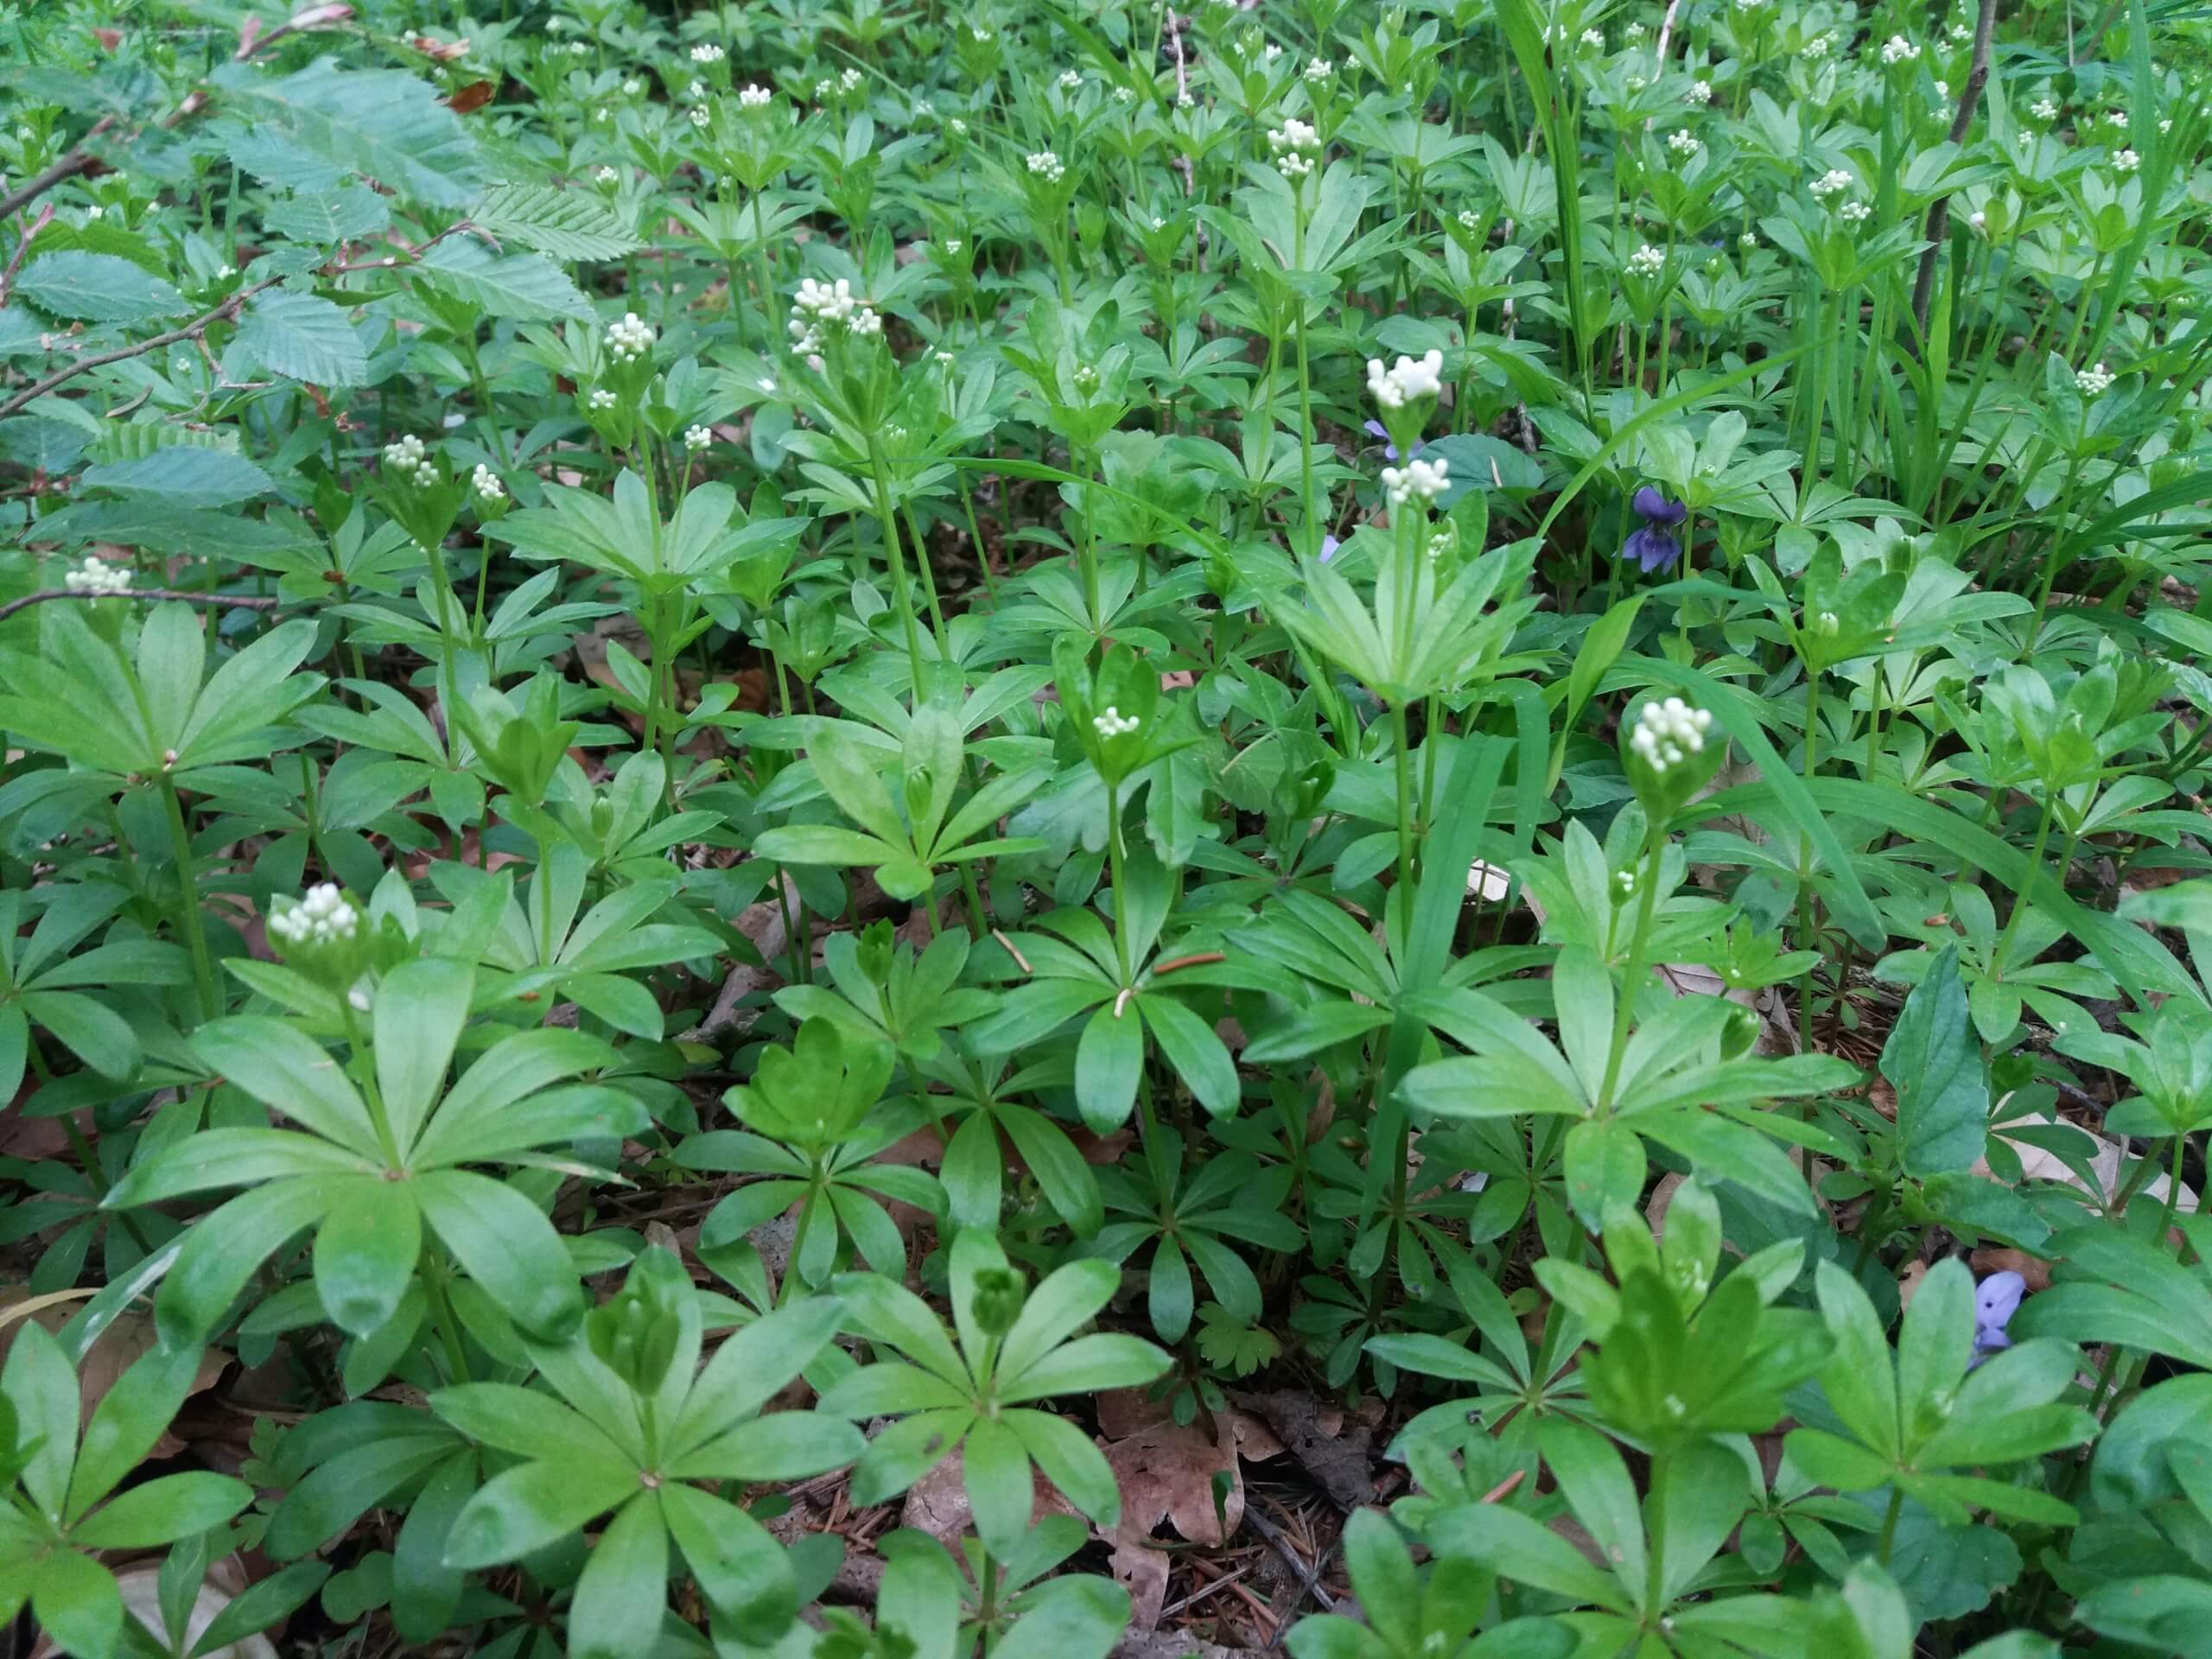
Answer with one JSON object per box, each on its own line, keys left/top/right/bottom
{"left": 443, "top": 79, "right": 498, "bottom": 112}
{"left": 1969, "top": 1247, "right": 2053, "bottom": 1294}
{"left": 1896, "top": 1259, "right": 1928, "bottom": 1312}
{"left": 0, "top": 1302, "right": 224, "bottom": 1441}
{"left": 897, "top": 1446, "right": 1056, "bottom": 1548}
{"left": 1234, "top": 1389, "right": 1373, "bottom": 1511}
{"left": 1093, "top": 1392, "right": 1282, "bottom": 1634}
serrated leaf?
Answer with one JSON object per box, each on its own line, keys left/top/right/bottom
{"left": 414, "top": 238, "right": 593, "bottom": 321}
{"left": 469, "top": 183, "right": 640, "bottom": 261}
{"left": 13, "top": 251, "right": 188, "bottom": 324}
{"left": 235, "top": 289, "right": 370, "bottom": 387}
{"left": 220, "top": 123, "right": 350, "bottom": 194}
{"left": 89, "top": 424, "right": 241, "bottom": 467}
{"left": 22, "top": 499, "right": 312, "bottom": 556}
{"left": 215, "top": 60, "right": 486, "bottom": 208}
{"left": 0, "top": 416, "right": 91, "bottom": 474}
{"left": 263, "top": 184, "right": 392, "bottom": 247}
{"left": 79, "top": 448, "right": 276, "bottom": 510}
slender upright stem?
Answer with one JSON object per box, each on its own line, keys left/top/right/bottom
{"left": 159, "top": 779, "right": 218, "bottom": 1020}
{"left": 1391, "top": 702, "right": 1418, "bottom": 900}
{"left": 867, "top": 436, "right": 931, "bottom": 696}
{"left": 1992, "top": 790, "right": 2058, "bottom": 980}
{"left": 1105, "top": 778, "right": 1133, "bottom": 987}
{"left": 1596, "top": 827, "right": 1663, "bottom": 1113}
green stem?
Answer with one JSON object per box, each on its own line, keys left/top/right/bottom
{"left": 1391, "top": 702, "right": 1418, "bottom": 900}
{"left": 159, "top": 779, "right": 218, "bottom": 1020}
{"left": 867, "top": 436, "right": 931, "bottom": 696}
{"left": 1105, "top": 778, "right": 1133, "bottom": 987}
{"left": 1596, "top": 828, "right": 1664, "bottom": 1113}
{"left": 1991, "top": 790, "right": 2057, "bottom": 980}
{"left": 422, "top": 1249, "right": 474, "bottom": 1385}
{"left": 1877, "top": 1487, "right": 1904, "bottom": 1566}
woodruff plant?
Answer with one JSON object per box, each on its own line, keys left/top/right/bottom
{"left": 2, "top": 0, "right": 2209, "bottom": 1655}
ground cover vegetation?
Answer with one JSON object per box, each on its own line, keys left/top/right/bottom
{"left": 2, "top": 0, "right": 2211, "bottom": 1655}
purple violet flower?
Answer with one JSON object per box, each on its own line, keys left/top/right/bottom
{"left": 1319, "top": 534, "right": 1340, "bottom": 563}
{"left": 1622, "top": 486, "right": 1688, "bottom": 573}
{"left": 1363, "top": 420, "right": 1425, "bottom": 464}
{"left": 1969, "top": 1269, "right": 2026, "bottom": 1369}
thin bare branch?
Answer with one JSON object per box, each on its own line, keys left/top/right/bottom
{"left": 0, "top": 276, "right": 283, "bottom": 423}
{"left": 1910, "top": 0, "right": 1999, "bottom": 344}
{"left": 0, "top": 589, "right": 284, "bottom": 624}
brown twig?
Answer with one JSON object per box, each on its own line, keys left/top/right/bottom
{"left": 0, "top": 124, "right": 115, "bottom": 220}
{"left": 1151, "top": 950, "right": 1225, "bottom": 976}
{"left": 0, "top": 589, "right": 283, "bottom": 623}
{"left": 1164, "top": 9, "right": 1195, "bottom": 195}
{"left": 0, "top": 205, "right": 54, "bottom": 307}
{"left": 1910, "top": 0, "right": 1998, "bottom": 345}
{"left": 0, "top": 276, "right": 283, "bottom": 422}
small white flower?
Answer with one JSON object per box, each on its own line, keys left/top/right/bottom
{"left": 1580, "top": 27, "right": 1605, "bottom": 48}
{"left": 85, "top": 204, "right": 104, "bottom": 219}
{"left": 1115, "top": 85, "right": 1135, "bottom": 103}
{"left": 1091, "top": 705, "right": 1141, "bottom": 738}
{"left": 1268, "top": 114, "right": 1319, "bottom": 176}
{"left": 1688, "top": 79, "right": 1713, "bottom": 105}
{"left": 1626, "top": 73, "right": 1647, "bottom": 91}
{"left": 2104, "top": 108, "right": 2129, "bottom": 127}
{"left": 1176, "top": 91, "right": 1194, "bottom": 110}
{"left": 1625, "top": 20, "right": 1647, "bottom": 39}
{"left": 757, "top": 375, "right": 779, "bottom": 393}
{"left": 740, "top": 83, "right": 773, "bottom": 107}
{"left": 841, "top": 67, "right": 863, "bottom": 92}
{"left": 689, "top": 105, "right": 710, "bottom": 126}
{"left": 2113, "top": 147, "right": 2140, "bottom": 173}
{"left": 1949, "top": 19, "right": 1974, "bottom": 39}
{"left": 1629, "top": 696, "right": 1715, "bottom": 773}
{"left": 215, "top": 264, "right": 235, "bottom": 279}
{"left": 1457, "top": 208, "right": 1481, "bottom": 230}
{"left": 381, "top": 433, "right": 438, "bottom": 484}
{"left": 949, "top": 116, "right": 969, "bottom": 135}
{"left": 471, "top": 462, "right": 505, "bottom": 500}
{"left": 970, "top": 24, "right": 994, "bottom": 41}
{"left": 1264, "top": 42, "right": 1283, "bottom": 60}
{"left": 270, "top": 883, "right": 360, "bottom": 949}
{"left": 687, "top": 79, "right": 706, "bottom": 99}
{"left": 622, "top": 76, "right": 644, "bottom": 96}
{"left": 934, "top": 350, "right": 955, "bottom": 365}
{"left": 1058, "top": 68, "right": 1082, "bottom": 89}
{"left": 1026, "top": 149, "right": 1066, "bottom": 181}
{"left": 1738, "top": 230, "right": 1758, "bottom": 248}
{"left": 1151, "top": 214, "right": 1166, "bottom": 230}
{"left": 2074, "top": 361, "right": 2115, "bottom": 396}
{"left": 1668, "top": 127, "right": 1701, "bottom": 156}
{"left": 1381, "top": 456, "right": 1450, "bottom": 505}
{"left": 813, "top": 76, "right": 836, "bottom": 99}
{"left": 1071, "top": 364, "right": 1099, "bottom": 393}
{"left": 2158, "top": 117, "right": 2172, "bottom": 134}
{"left": 1838, "top": 200, "right": 1871, "bottom": 223}
{"left": 64, "top": 556, "right": 130, "bottom": 595}
{"left": 2031, "top": 97, "right": 2059, "bottom": 120}
{"left": 1934, "top": 79, "right": 1948, "bottom": 98}
{"left": 944, "top": 237, "right": 963, "bottom": 254}
{"left": 1878, "top": 34, "right": 1920, "bottom": 63}
{"left": 1803, "top": 30, "right": 1833, "bottom": 58}
{"left": 789, "top": 276, "right": 880, "bottom": 341}
{"left": 1305, "top": 56, "right": 1332, "bottom": 82}
{"left": 684, "top": 424, "right": 713, "bottom": 451}
{"left": 1809, "top": 167, "right": 1855, "bottom": 199}
{"left": 588, "top": 388, "right": 620, "bottom": 410}
{"left": 1967, "top": 209, "right": 1986, "bottom": 232}
{"left": 1366, "top": 348, "right": 1445, "bottom": 411}
{"left": 1628, "top": 244, "right": 1667, "bottom": 276}
{"left": 690, "top": 41, "right": 725, "bottom": 63}
{"left": 595, "top": 164, "right": 620, "bottom": 182}
{"left": 606, "top": 310, "right": 655, "bottom": 361}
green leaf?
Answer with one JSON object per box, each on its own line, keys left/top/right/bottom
{"left": 961, "top": 1416, "right": 1036, "bottom": 1557}
{"left": 189, "top": 1560, "right": 332, "bottom": 1658}
{"left": 1425, "top": 1502, "right": 1630, "bottom": 1612}
{"left": 67, "top": 1342, "right": 208, "bottom": 1521}
{"left": 442, "top": 1453, "right": 638, "bottom": 1567}
{"left": 470, "top": 183, "right": 643, "bottom": 261}
{"left": 234, "top": 289, "right": 370, "bottom": 386}
{"left": 415, "top": 238, "right": 594, "bottom": 321}
{"left": 375, "top": 957, "right": 473, "bottom": 1153}
{"left": 660, "top": 1482, "right": 796, "bottom": 1644}
{"left": 14, "top": 251, "right": 186, "bottom": 323}
{"left": 29, "top": 1548, "right": 123, "bottom": 1659}
{"left": 412, "top": 1169, "right": 583, "bottom": 1340}
{"left": 216, "top": 60, "right": 486, "bottom": 207}
{"left": 1885, "top": 944, "right": 1988, "bottom": 1178}
{"left": 262, "top": 183, "right": 391, "bottom": 246}
{"left": 568, "top": 1494, "right": 670, "bottom": 1659}
{"left": 72, "top": 1471, "right": 252, "bottom": 1548}
{"left": 312, "top": 1179, "right": 423, "bottom": 1338}
{"left": 79, "top": 448, "right": 276, "bottom": 510}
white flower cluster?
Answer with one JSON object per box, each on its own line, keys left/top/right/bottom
{"left": 1366, "top": 348, "right": 1445, "bottom": 410}
{"left": 1879, "top": 35, "right": 1920, "bottom": 63}
{"left": 1027, "top": 149, "right": 1066, "bottom": 181}
{"left": 1838, "top": 200, "right": 1871, "bottom": 223}
{"left": 1688, "top": 79, "right": 1713, "bottom": 105}
{"left": 2031, "top": 97, "right": 2058, "bottom": 120}
{"left": 64, "top": 556, "right": 130, "bottom": 595}
{"left": 588, "top": 388, "right": 620, "bottom": 410}
{"left": 788, "top": 276, "right": 881, "bottom": 353}
{"left": 607, "top": 311, "right": 655, "bottom": 362}
{"left": 595, "top": 164, "right": 620, "bottom": 182}
{"left": 741, "top": 83, "right": 772, "bottom": 107}
{"left": 690, "top": 42, "right": 725, "bottom": 63}
{"left": 1381, "top": 456, "right": 1450, "bottom": 505}
{"left": 1628, "top": 244, "right": 1667, "bottom": 276}
{"left": 1115, "top": 85, "right": 1135, "bottom": 103}
{"left": 1305, "top": 56, "right": 1332, "bottom": 82}
{"left": 471, "top": 463, "right": 505, "bottom": 500}
{"left": 1808, "top": 167, "right": 1855, "bottom": 199}
{"left": 970, "top": 24, "right": 994, "bottom": 41}
{"left": 1268, "top": 115, "right": 1319, "bottom": 177}
{"left": 2113, "top": 148, "right": 2140, "bottom": 173}
{"left": 1949, "top": 19, "right": 1974, "bottom": 39}
{"left": 1802, "top": 30, "right": 1834, "bottom": 58}
{"left": 270, "top": 883, "right": 360, "bottom": 951}
{"left": 1457, "top": 208, "right": 1482, "bottom": 230}
{"left": 1580, "top": 27, "right": 1604, "bottom": 48}
{"left": 1668, "top": 128, "right": 1701, "bottom": 156}
{"left": 1629, "top": 696, "right": 1714, "bottom": 773}
{"left": 382, "top": 433, "right": 437, "bottom": 484}
{"left": 2074, "top": 362, "right": 2115, "bottom": 396}
{"left": 813, "top": 67, "right": 864, "bottom": 99}
{"left": 1058, "top": 69, "right": 1082, "bottom": 89}
{"left": 1091, "top": 705, "right": 1141, "bottom": 738}
{"left": 623, "top": 76, "right": 644, "bottom": 95}
{"left": 2103, "top": 108, "right": 2128, "bottom": 128}
{"left": 684, "top": 424, "right": 713, "bottom": 451}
